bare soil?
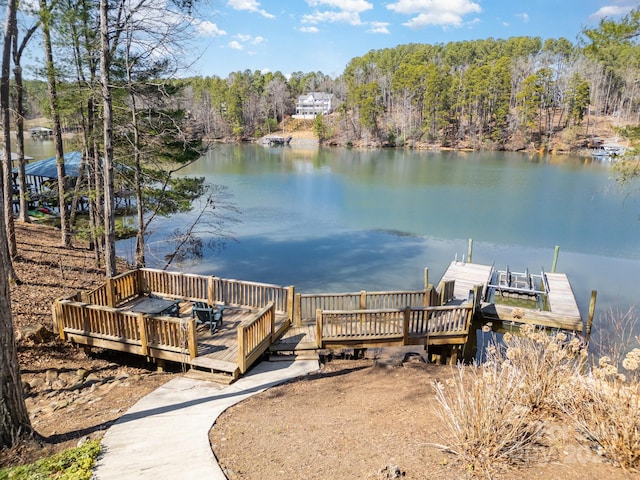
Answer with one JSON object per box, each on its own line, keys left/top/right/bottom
{"left": 1, "top": 223, "right": 174, "bottom": 469}
{"left": 210, "top": 357, "right": 640, "bottom": 480}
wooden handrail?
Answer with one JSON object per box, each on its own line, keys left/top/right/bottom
{"left": 237, "top": 302, "right": 275, "bottom": 374}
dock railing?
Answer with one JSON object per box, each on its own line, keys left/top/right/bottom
{"left": 238, "top": 302, "right": 276, "bottom": 374}
{"left": 315, "top": 304, "right": 473, "bottom": 349}
{"left": 295, "top": 287, "right": 436, "bottom": 326}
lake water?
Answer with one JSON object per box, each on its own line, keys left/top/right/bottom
{"left": 23, "top": 139, "right": 640, "bottom": 328}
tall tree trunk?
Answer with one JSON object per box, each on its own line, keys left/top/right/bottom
{"left": 40, "top": 0, "right": 71, "bottom": 248}
{"left": 1, "top": 0, "right": 17, "bottom": 259}
{"left": 0, "top": 0, "right": 20, "bottom": 284}
{"left": 11, "top": 14, "right": 39, "bottom": 225}
{"left": 100, "top": 0, "right": 117, "bottom": 277}
{"left": 12, "top": 64, "right": 29, "bottom": 223}
{"left": 0, "top": 0, "right": 30, "bottom": 448}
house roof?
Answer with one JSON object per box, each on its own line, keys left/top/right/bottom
{"left": 19, "top": 151, "right": 83, "bottom": 178}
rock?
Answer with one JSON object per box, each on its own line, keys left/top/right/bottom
{"left": 17, "top": 324, "right": 52, "bottom": 344}
{"left": 51, "top": 379, "right": 66, "bottom": 390}
{"left": 22, "top": 381, "right": 31, "bottom": 393}
{"left": 29, "top": 377, "right": 45, "bottom": 390}
{"left": 377, "top": 465, "right": 404, "bottom": 479}
{"left": 77, "top": 435, "right": 91, "bottom": 447}
{"left": 85, "top": 373, "right": 101, "bottom": 383}
{"left": 45, "top": 369, "right": 59, "bottom": 383}
{"left": 76, "top": 368, "right": 88, "bottom": 379}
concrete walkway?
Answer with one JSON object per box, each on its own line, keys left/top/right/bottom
{"left": 93, "top": 359, "right": 319, "bottom": 479}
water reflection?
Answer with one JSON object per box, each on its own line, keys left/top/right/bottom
{"left": 21, "top": 138, "right": 638, "bottom": 325}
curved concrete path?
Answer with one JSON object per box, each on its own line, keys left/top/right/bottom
{"left": 93, "top": 359, "right": 319, "bottom": 479}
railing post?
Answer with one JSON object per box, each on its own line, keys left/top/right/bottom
{"left": 403, "top": 306, "right": 410, "bottom": 345}
{"left": 208, "top": 276, "right": 215, "bottom": 305}
{"left": 424, "top": 267, "right": 429, "bottom": 290}
{"left": 286, "top": 286, "right": 295, "bottom": 323}
{"left": 360, "top": 290, "right": 366, "bottom": 309}
{"left": 270, "top": 302, "right": 276, "bottom": 342}
{"left": 52, "top": 300, "right": 66, "bottom": 339}
{"left": 294, "top": 293, "right": 302, "bottom": 326}
{"left": 237, "top": 325, "right": 246, "bottom": 373}
{"left": 188, "top": 318, "right": 198, "bottom": 360}
{"left": 138, "top": 313, "right": 149, "bottom": 357}
{"left": 315, "top": 308, "right": 323, "bottom": 349}
{"left": 106, "top": 277, "right": 116, "bottom": 308}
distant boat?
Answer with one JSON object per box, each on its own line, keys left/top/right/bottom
{"left": 590, "top": 142, "right": 627, "bottom": 162}
{"left": 261, "top": 135, "right": 292, "bottom": 147}
{"left": 29, "top": 126, "right": 53, "bottom": 137}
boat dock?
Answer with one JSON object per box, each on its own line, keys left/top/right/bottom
{"left": 53, "top": 257, "right": 587, "bottom": 379}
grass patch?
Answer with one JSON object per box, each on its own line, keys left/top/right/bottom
{"left": 0, "top": 440, "right": 101, "bottom": 480}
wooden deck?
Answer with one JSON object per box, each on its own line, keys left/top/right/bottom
{"left": 439, "top": 261, "right": 493, "bottom": 303}
{"left": 189, "top": 306, "right": 289, "bottom": 376}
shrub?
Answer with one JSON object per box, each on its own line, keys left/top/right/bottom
{"left": 0, "top": 440, "right": 101, "bottom": 480}
{"left": 433, "top": 363, "right": 546, "bottom": 473}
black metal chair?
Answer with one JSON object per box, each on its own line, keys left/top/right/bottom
{"left": 192, "top": 301, "right": 224, "bottom": 334}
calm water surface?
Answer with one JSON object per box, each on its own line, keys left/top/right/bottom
{"left": 23, "top": 139, "right": 639, "bottom": 325}
{"left": 119, "top": 144, "right": 639, "bottom": 325}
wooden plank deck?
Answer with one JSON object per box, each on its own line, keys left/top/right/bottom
{"left": 439, "top": 261, "right": 493, "bottom": 302}
{"left": 186, "top": 306, "right": 290, "bottom": 375}
{"left": 545, "top": 272, "right": 581, "bottom": 318}
{"left": 271, "top": 321, "right": 317, "bottom": 351}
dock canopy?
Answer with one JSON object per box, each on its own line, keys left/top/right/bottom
{"left": 19, "top": 151, "right": 83, "bottom": 179}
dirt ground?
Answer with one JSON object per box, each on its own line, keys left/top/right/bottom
{"left": 210, "top": 357, "right": 640, "bottom": 480}
{"left": 1, "top": 223, "right": 174, "bottom": 468}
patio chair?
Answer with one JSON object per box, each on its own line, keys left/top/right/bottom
{"left": 192, "top": 301, "right": 224, "bottom": 334}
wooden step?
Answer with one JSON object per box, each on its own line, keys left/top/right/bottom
{"left": 270, "top": 341, "right": 319, "bottom": 352}
{"left": 190, "top": 356, "right": 240, "bottom": 378}
{"left": 269, "top": 353, "right": 320, "bottom": 362}
{"left": 183, "top": 368, "right": 236, "bottom": 385}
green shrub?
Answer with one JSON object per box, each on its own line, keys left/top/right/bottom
{"left": 0, "top": 440, "right": 101, "bottom": 480}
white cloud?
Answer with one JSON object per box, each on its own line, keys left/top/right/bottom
{"left": 194, "top": 20, "right": 227, "bottom": 37}
{"left": 252, "top": 36, "right": 265, "bottom": 45}
{"left": 236, "top": 34, "right": 252, "bottom": 42}
{"left": 516, "top": 12, "right": 529, "bottom": 23}
{"left": 387, "top": 0, "right": 481, "bottom": 28}
{"left": 228, "top": 0, "right": 275, "bottom": 19}
{"left": 590, "top": 5, "right": 636, "bottom": 20}
{"left": 228, "top": 41, "right": 244, "bottom": 50}
{"left": 303, "top": 0, "right": 373, "bottom": 26}
{"left": 306, "top": 0, "right": 372, "bottom": 13}
{"left": 299, "top": 26, "right": 320, "bottom": 33}
{"left": 303, "top": 10, "right": 363, "bottom": 25}
{"left": 368, "top": 21, "right": 390, "bottom": 34}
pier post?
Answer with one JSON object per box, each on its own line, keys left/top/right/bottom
{"left": 551, "top": 245, "right": 560, "bottom": 273}
{"left": 585, "top": 290, "right": 597, "bottom": 344}
{"left": 424, "top": 268, "right": 429, "bottom": 290}
{"left": 467, "top": 238, "right": 473, "bottom": 263}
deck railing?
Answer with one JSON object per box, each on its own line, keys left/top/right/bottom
{"left": 54, "top": 299, "right": 197, "bottom": 362}
{"left": 238, "top": 302, "right": 275, "bottom": 374}
{"left": 213, "top": 277, "right": 292, "bottom": 314}
{"left": 315, "top": 304, "right": 473, "bottom": 348}
{"left": 296, "top": 288, "right": 435, "bottom": 325}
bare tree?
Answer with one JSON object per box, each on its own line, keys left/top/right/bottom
{"left": 0, "top": 0, "right": 31, "bottom": 449}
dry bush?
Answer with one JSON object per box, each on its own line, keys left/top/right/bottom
{"left": 568, "top": 352, "right": 640, "bottom": 470}
{"left": 486, "top": 324, "right": 587, "bottom": 414}
{"left": 433, "top": 363, "right": 546, "bottom": 474}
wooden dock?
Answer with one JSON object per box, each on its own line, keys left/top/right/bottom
{"left": 53, "top": 261, "right": 586, "bottom": 379}
{"left": 438, "top": 261, "right": 493, "bottom": 303}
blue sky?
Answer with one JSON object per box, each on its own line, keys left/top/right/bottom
{"left": 188, "top": 0, "right": 639, "bottom": 78}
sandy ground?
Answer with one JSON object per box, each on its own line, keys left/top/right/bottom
{"left": 210, "top": 357, "right": 640, "bottom": 480}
